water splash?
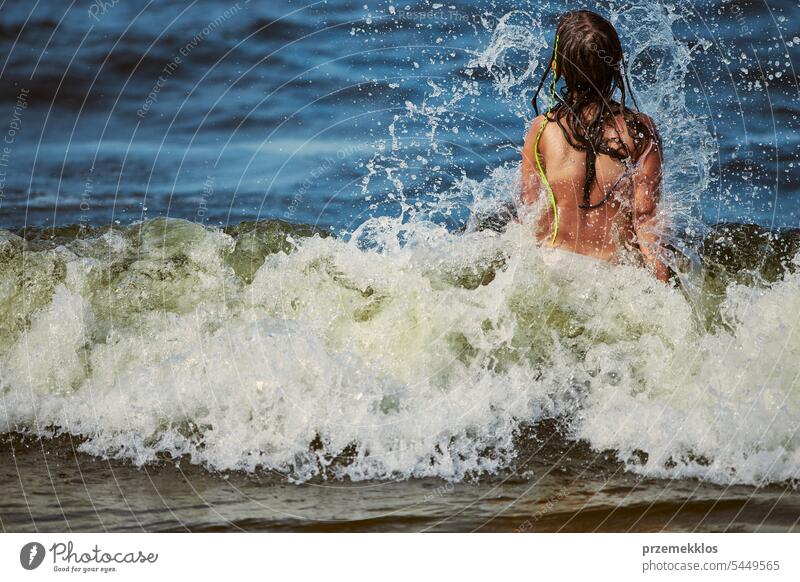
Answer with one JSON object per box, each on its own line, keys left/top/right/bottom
{"left": 1, "top": 218, "right": 799, "bottom": 485}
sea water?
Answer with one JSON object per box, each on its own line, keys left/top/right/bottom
{"left": 1, "top": 0, "right": 799, "bottom": 494}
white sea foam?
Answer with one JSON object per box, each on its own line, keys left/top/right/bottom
{"left": 1, "top": 217, "right": 799, "bottom": 485}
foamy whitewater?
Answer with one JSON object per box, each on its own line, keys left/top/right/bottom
{"left": 1, "top": 2, "right": 798, "bottom": 487}
{"left": 2, "top": 216, "right": 799, "bottom": 485}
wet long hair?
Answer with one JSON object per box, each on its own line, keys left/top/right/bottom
{"left": 532, "top": 10, "right": 654, "bottom": 208}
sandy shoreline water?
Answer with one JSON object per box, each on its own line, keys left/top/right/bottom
{"left": 3, "top": 434, "right": 797, "bottom": 533}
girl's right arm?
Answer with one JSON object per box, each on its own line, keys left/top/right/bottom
{"left": 632, "top": 115, "right": 670, "bottom": 283}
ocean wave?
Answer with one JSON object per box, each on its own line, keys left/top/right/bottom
{"left": 1, "top": 217, "right": 799, "bottom": 485}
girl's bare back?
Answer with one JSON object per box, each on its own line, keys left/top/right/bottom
{"left": 518, "top": 10, "right": 669, "bottom": 282}
{"left": 521, "top": 109, "right": 667, "bottom": 281}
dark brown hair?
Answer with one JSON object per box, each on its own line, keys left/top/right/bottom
{"left": 533, "top": 10, "right": 654, "bottom": 208}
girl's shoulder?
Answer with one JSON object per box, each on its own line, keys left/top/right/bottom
{"left": 523, "top": 114, "right": 553, "bottom": 148}
{"left": 615, "top": 110, "right": 661, "bottom": 160}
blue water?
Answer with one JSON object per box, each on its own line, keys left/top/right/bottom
{"left": 0, "top": 0, "right": 797, "bottom": 230}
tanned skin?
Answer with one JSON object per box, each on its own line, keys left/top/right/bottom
{"left": 520, "top": 103, "right": 670, "bottom": 283}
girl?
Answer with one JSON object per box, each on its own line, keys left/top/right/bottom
{"left": 520, "top": 10, "right": 669, "bottom": 282}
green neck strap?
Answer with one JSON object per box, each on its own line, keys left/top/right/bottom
{"left": 533, "top": 34, "right": 559, "bottom": 245}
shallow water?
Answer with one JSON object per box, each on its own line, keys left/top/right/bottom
{"left": 3, "top": 433, "right": 799, "bottom": 532}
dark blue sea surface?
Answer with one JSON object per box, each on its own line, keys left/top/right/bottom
{"left": 0, "top": 0, "right": 797, "bottom": 231}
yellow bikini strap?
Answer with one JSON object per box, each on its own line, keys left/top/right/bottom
{"left": 533, "top": 118, "right": 558, "bottom": 245}
{"left": 534, "top": 34, "right": 559, "bottom": 245}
